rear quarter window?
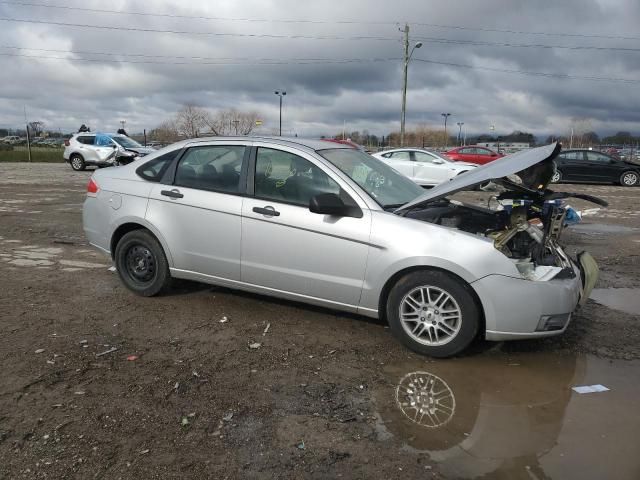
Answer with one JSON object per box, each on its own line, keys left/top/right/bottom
{"left": 136, "top": 150, "right": 180, "bottom": 182}
{"left": 76, "top": 135, "right": 95, "bottom": 145}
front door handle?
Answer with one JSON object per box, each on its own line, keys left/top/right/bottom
{"left": 253, "top": 206, "right": 280, "bottom": 217}
{"left": 161, "top": 189, "right": 184, "bottom": 199}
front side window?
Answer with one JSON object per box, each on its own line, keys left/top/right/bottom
{"left": 414, "top": 152, "right": 436, "bottom": 163}
{"left": 254, "top": 148, "right": 341, "bottom": 206}
{"left": 175, "top": 145, "right": 246, "bottom": 193}
{"left": 95, "top": 133, "right": 113, "bottom": 147}
{"left": 318, "top": 148, "right": 424, "bottom": 209}
{"left": 459, "top": 148, "right": 474, "bottom": 154}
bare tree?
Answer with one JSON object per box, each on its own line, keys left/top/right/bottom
{"left": 150, "top": 119, "right": 180, "bottom": 144}
{"left": 28, "top": 121, "right": 44, "bottom": 137}
{"left": 175, "top": 104, "right": 208, "bottom": 138}
{"left": 204, "top": 109, "right": 260, "bottom": 136}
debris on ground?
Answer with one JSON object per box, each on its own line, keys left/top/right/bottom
{"left": 181, "top": 416, "right": 190, "bottom": 427}
{"left": 108, "top": 266, "right": 116, "bottom": 272}
{"left": 296, "top": 440, "right": 305, "bottom": 450}
{"left": 572, "top": 384, "right": 610, "bottom": 394}
{"left": 126, "top": 355, "right": 139, "bottom": 361}
{"left": 249, "top": 342, "right": 262, "bottom": 349}
{"left": 219, "top": 316, "right": 229, "bottom": 323}
{"left": 222, "top": 412, "right": 233, "bottom": 422}
{"left": 263, "top": 323, "right": 271, "bottom": 336}
{"left": 95, "top": 347, "right": 119, "bottom": 357}
{"left": 34, "top": 349, "right": 45, "bottom": 354}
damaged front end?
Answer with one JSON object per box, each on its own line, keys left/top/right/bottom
{"left": 397, "top": 143, "right": 606, "bottom": 306}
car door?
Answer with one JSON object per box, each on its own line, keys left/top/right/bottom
{"left": 76, "top": 135, "right": 99, "bottom": 163}
{"left": 412, "top": 151, "right": 447, "bottom": 185}
{"left": 385, "top": 151, "right": 415, "bottom": 179}
{"left": 241, "top": 144, "right": 371, "bottom": 308}
{"left": 94, "top": 133, "right": 119, "bottom": 162}
{"left": 474, "top": 148, "right": 498, "bottom": 165}
{"left": 584, "top": 152, "right": 620, "bottom": 182}
{"left": 455, "top": 147, "right": 476, "bottom": 163}
{"left": 556, "top": 151, "right": 585, "bottom": 181}
{"left": 145, "top": 142, "right": 250, "bottom": 280}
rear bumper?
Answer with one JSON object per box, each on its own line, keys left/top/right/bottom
{"left": 473, "top": 255, "right": 597, "bottom": 341}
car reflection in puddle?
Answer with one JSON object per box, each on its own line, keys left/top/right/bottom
{"left": 376, "top": 353, "right": 640, "bottom": 480}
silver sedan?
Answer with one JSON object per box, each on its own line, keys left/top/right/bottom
{"left": 83, "top": 138, "right": 599, "bottom": 357}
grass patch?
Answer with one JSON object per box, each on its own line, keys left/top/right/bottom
{"left": 0, "top": 146, "right": 65, "bottom": 163}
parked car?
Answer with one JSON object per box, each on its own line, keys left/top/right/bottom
{"left": 83, "top": 138, "right": 601, "bottom": 358}
{"left": 552, "top": 149, "right": 640, "bottom": 186}
{"left": 445, "top": 146, "right": 504, "bottom": 165}
{"left": 64, "top": 132, "right": 156, "bottom": 171}
{"left": 371, "top": 148, "right": 476, "bottom": 186}
{"left": 2, "top": 135, "right": 21, "bottom": 144}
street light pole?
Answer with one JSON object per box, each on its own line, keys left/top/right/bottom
{"left": 274, "top": 91, "right": 286, "bottom": 136}
{"left": 441, "top": 113, "right": 451, "bottom": 147}
{"left": 456, "top": 122, "right": 464, "bottom": 146}
{"left": 400, "top": 24, "right": 422, "bottom": 147}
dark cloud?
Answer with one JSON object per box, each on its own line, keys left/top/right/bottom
{"left": 0, "top": 0, "right": 638, "bottom": 138}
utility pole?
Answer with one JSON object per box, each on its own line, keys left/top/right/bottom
{"left": 457, "top": 122, "right": 464, "bottom": 146}
{"left": 400, "top": 24, "right": 409, "bottom": 147}
{"left": 24, "top": 105, "right": 31, "bottom": 163}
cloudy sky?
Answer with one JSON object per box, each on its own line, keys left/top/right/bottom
{"left": 1, "top": 0, "right": 639, "bottom": 139}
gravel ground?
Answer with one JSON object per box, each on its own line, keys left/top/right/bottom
{"left": 1, "top": 163, "right": 639, "bottom": 479}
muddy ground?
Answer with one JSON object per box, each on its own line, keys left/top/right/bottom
{"left": 1, "top": 163, "right": 639, "bottom": 479}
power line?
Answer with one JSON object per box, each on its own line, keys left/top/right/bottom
{"left": 0, "top": 51, "right": 399, "bottom": 65}
{"left": 0, "top": 17, "right": 399, "bottom": 41}
{"left": 0, "top": 45, "right": 393, "bottom": 62}
{"left": 1, "top": 1, "right": 638, "bottom": 41}
{"left": 413, "top": 58, "right": 640, "bottom": 83}
{"left": 412, "top": 36, "right": 640, "bottom": 53}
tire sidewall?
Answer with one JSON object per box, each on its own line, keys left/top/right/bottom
{"left": 620, "top": 171, "right": 638, "bottom": 187}
{"left": 115, "top": 230, "right": 170, "bottom": 296}
{"left": 70, "top": 154, "right": 85, "bottom": 171}
{"left": 386, "top": 270, "right": 480, "bottom": 358}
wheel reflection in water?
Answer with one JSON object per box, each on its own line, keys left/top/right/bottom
{"left": 395, "top": 371, "right": 455, "bottom": 428}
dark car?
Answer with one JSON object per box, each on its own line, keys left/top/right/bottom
{"left": 552, "top": 149, "right": 639, "bottom": 186}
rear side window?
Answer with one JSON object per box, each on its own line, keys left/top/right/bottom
{"left": 76, "top": 135, "right": 95, "bottom": 145}
{"left": 389, "top": 151, "right": 411, "bottom": 160}
{"left": 136, "top": 150, "right": 180, "bottom": 182}
{"left": 174, "top": 145, "right": 246, "bottom": 193}
{"left": 560, "top": 151, "right": 583, "bottom": 161}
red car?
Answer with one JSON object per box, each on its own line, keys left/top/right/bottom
{"left": 445, "top": 146, "right": 504, "bottom": 165}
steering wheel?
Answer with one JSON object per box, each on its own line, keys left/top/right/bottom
{"left": 366, "top": 170, "right": 386, "bottom": 189}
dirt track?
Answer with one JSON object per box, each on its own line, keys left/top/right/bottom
{"left": 1, "top": 163, "right": 639, "bottom": 479}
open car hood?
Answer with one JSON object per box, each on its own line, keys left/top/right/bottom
{"left": 396, "top": 143, "right": 562, "bottom": 212}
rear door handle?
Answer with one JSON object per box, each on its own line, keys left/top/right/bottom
{"left": 161, "top": 189, "right": 184, "bottom": 199}
{"left": 253, "top": 206, "right": 280, "bottom": 217}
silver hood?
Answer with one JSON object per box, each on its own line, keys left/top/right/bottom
{"left": 396, "top": 143, "right": 561, "bottom": 212}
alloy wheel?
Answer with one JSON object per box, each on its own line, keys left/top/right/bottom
{"left": 399, "top": 285, "right": 462, "bottom": 346}
{"left": 71, "top": 157, "right": 83, "bottom": 170}
{"left": 622, "top": 172, "right": 638, "bottom": 186}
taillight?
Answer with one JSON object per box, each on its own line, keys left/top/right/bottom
{"left": 64, "top": 139, "right": 70, "bottom": 147}
{"left": 87, "top": 178, "right": 99, "bottom": 197}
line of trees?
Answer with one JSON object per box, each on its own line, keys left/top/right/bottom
{"left": 149, "top": 104, "right": 262, "bottom": 143}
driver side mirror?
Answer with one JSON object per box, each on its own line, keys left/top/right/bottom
{"left": 309, "top": 193, "right": 361, "bottom": 218}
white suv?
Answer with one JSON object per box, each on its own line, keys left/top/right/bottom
{"left": 63, "top": 133, "right": 155, "bottom": 171}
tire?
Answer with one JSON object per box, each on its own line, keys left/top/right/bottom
{"left": 114, "top": 230, "right": 171, "bottom": 296}
{"left": 386, "top": 270, "right": 480, "bottom": 358}
{"left": 620, "top": 171, "right": 639, "bottom": 187}
{"left": 551, "top": 170, "right": 562, "bottom": 183}
{"left": 70, "top": 154, "right": 86, "bottom": 171}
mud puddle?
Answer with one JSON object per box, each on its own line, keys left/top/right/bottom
{"left": 590, "top": 288, "right": 640, "bottom": 316}
{"left": 374, "top": 353, "right": 640, "bottom": 479}
{"left": 571, "top": 223, "right": 638, "bottom": 235}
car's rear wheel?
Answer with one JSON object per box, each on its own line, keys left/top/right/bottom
{"left": 620, "top": 171, "right": 639, "bottom": 187}
{"left": 115, "top": 230, "right": 171, "bottom": 296}
{"left": 551, "top": 170, "right": 562, "bottom": 183}
{"left": 70, "top": 154, "right": 86, "bottom": 171}
{"left": 386, "top": 270, "right": 480, "bottom": 358}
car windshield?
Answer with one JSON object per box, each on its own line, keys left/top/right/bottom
{"left": 111, "top": 135, "right": 142, "bottom": 148}
{"left": 318, "top": 148, "right": 424, "bottom": 209}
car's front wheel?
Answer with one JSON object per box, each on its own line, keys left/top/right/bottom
{"left": 620, "top": 171, "right": 639, "bottom": 187}
{"left": 115, "top": 230, "right": 171, "bottom": 296}
{"left": 70, "top": 154, "right": 86, "bottom": 171}
{"left": 386, "top": 270, "right": 480, "bottom": 358}
{"left": 551, "top": 170, "right": 562, "bottom": 183}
